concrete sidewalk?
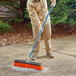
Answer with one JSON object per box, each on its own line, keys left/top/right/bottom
{"left": 0, "top": 35, "right": 76, "bottom": 76}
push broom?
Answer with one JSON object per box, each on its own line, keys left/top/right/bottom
{"left": 13, "top": 6, "right": 53, "bottom": 71}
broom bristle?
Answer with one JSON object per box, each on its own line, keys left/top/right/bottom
{"left": 14, "top": 60, "right": 43, "bottom": 71}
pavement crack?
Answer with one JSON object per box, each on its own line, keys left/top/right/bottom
{"left": 52, "top": 50, "right": 76, "bottom": 58}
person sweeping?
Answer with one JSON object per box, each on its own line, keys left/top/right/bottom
{"left": 13, "top": 0, "right": 56, "bottom": 71}
{"left": 27, "top": 0, "right": 56, "bottom": 61}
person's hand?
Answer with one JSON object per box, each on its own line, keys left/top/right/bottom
{"left": 51, "top": 0, "right": 56, "bottom": 7}
{"left": 51, "top": 3, "right": 56, "bottom": 7}
{"left": 39, "top": 26, "right": 44, "bottom": 32}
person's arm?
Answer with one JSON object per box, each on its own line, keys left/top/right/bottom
{"left": 27, "top": 4, "right": 43, "bottom": 31}
{"left": 51, "top": 0, "right": 56, "bottom": 7}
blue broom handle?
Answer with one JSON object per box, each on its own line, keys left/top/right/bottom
{"left": 29, "top": 7, "right": 52, "bottom": 58}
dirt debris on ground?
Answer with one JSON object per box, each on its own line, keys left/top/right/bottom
{"left": 52, "top": 23, "right": 76, "bottom": 38}
{"left": 0, "top": 22, "right": 33, "bottom": 47}
{"left": 0, "top": 22, "right": 76, "bottom": 47}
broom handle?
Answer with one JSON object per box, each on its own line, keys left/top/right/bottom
{"left": 28, "top": 7, "right": 53, "bottom": 61}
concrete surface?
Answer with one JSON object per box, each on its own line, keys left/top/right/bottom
{"left": 0, "top": 35, "right": 76, "bottom": 76}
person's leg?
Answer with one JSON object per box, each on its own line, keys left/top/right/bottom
{"left": 42, "top": 19, "right": 54, "bottom": 58}
{"left": 45, "top": 39, "right": 54, "bottom": 58}
{"left": 32, "top": 35, "right": 41, "bottom": 55}
{"left": 31, "top": 25, "right": 41, "bottom": 60}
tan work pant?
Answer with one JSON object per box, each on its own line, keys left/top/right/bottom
{"left": 32, "top": 21, "right": 51, "bottom": 55}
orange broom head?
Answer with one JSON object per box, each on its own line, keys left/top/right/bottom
{"left": 14, "top": 60, "right": 43, "bottom": 71}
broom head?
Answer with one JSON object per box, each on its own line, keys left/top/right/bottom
{"left": 14, "top": 59, "right": 43, "bottom": 71}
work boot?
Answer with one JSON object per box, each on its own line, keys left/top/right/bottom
{"left": 46, "top": 52, "right": 54, "bottom": 58}
{"left": 31, "top": 53, "right": 38, "bottom": 61}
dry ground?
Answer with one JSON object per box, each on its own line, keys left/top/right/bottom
{"left": 0, "top": 34, "right": 76, "bottom": 76}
